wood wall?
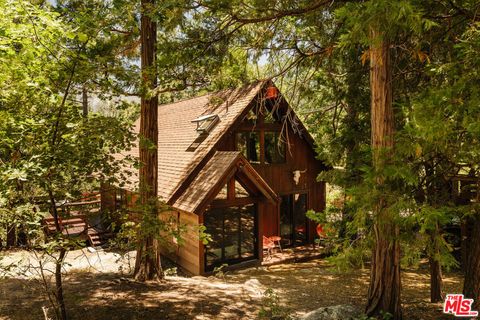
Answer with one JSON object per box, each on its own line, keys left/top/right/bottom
{"left": 218, "top": 117, "right": 326, "bottom": 242}
{"left": 160, "top": 210, "right": 202, "bottom": 275}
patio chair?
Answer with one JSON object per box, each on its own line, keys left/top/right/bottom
{"left": 314, "top": 224, "right": 327, "bottom": 249}
{"left": 263, "top": 236, "right": 276, "bottom": 259}
{"left": 268, "top": 236, "right": 282, "bottom": 252}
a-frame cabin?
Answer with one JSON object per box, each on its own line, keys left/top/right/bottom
{"left": 102, "top": 81, "right": 327, "bottom": 275}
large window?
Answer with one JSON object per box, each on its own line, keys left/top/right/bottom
{"left": 264, "top": 131, "right": 286, "bottom": 164}
{"left": 235, "top": 132, "right": 260, "bottom": 163}
{"left": 235, "top": 130, "right": 286, "bottom": 165}
{"left": 204, "top": 204, "right": 257, "bottom": 271}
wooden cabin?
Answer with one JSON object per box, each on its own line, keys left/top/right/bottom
{"left": 102, "top": 81, "right": 327, "bottom": 275}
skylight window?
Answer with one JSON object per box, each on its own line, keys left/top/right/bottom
{"left": 191, "top": 114, "right": 219, "bottom": 134}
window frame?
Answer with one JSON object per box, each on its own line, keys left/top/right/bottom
{"left": 234, "top": 130, "right": 261, "bottom": 164}
{"left": 234, "top": 107, "right": 287, "bottom": 165}
{"left": 264, "top": 130, "right": 287, "bottom": 165}
{"left": 203, "top": 203, "right": 259, "bottom": 272}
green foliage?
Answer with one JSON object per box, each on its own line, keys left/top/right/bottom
{"left": 0, "top": 1, "right": 138, "bottom": 317}
{"left": 164, "top": 267, "right": 178, "bottom": 276}
{"left": 326, "top": 244, "right": 371, "bottom": 273}
{"left": 258, "top": 288, "right": 292, "bottom": 320}
{"left": 0, "top": 0, "right": 137, "bottom": 243}
{"left": 336, "top": 0, "right": 432, "bottom": 46}
{"left": 212, "top": 263, "right": 228, "bottom": 282}
{"left": 198, "top": 224, "right": 212, "bottom": 245}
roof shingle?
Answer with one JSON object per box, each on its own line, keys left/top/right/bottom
{"left": 172, "top": 151, "right": 241, "bottom": 213}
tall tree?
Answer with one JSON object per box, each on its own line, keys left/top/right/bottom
{"left": 365, "top": 29, "right": 402, "bottom": 317}
{"left": 134, "top": 0, "right": 163, "bottom": 281}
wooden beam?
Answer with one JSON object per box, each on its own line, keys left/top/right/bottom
{"left": 227, "top": 177, "right": 236, "bottom": 200}
{"left": 209, "top": 197, "right": 262, "bottom": 208}
{"left": 236, "top": 123, "right": 283, "bottom": 131}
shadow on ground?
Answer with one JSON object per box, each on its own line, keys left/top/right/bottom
{"left": 0, "top": 259, "right": 463, "bottom": 320}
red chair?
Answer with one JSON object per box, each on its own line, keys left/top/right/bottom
{"left": 316, "top": 224, "right": 326, "bottom": 238}
{"left": 268, "top": 236, "right": 282, "bottom": 252}
{"left": 263, "top": 236, "right": 275, "bottom": 259}
{"left": 315, "top": 224, "right": 327, "bottom": 248}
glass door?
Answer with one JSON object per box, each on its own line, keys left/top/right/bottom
{"left": 204, "top": 204, "right": 257, "bottom": 271}
{"left": 280, "top": 193, "right": 308, "bottom": 247}
{"left": 293, "top": 193, "right": 307, "bottom": 246}
{"left": 280, "top": 195, "right": 293, "bottom": 245}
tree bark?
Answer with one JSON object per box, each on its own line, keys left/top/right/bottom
{"left": 55, "top": 248, "right": 68, "bottom": 320}
{"left": 82, "top": 85, "right": 88, "bottom": 118}
{"left": 133, "top": 0, "right": 163, "bottom": 281}
{"left": 429, "top": 222, "right": 444, "bottom": 303}
{"left": 6, "top": 224, "right": 16, "bottom": 248}
{"left": 424, "top": 163, "right": 444, "bottom": 303}
{"left": 47, "top": 189, "right": 68, "bottom": 320}
{"left": 463, "top": 212, "right": 480, "bottom": 311}
{"left": 365, "top": 29, "right": 402, "bottom": 319}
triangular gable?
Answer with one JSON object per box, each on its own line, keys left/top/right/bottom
{"left": 172, "top": 151, "right": 278, "bottom": 214}
{"left": 231, "top": 81, "right": 318, "bottom": 153}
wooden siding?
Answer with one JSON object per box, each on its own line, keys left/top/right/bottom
{"left": 217, "top": 101, "right": 326, "bottom": 242}
{"left": 160, "top": 210, "right": 201, "bottom": 275}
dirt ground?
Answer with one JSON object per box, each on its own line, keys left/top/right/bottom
{"left": 0, "top": 249, "right": 462, "bottom": 320}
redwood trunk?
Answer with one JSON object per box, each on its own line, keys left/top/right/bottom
{"left": 133, "top": 0, "right": 163, "bottom": 281}
{"left": 365, "top": 31, "right": 402, "bottom": 319}
{"left": 463, "top": 212, "right": 480, "bottom": 311}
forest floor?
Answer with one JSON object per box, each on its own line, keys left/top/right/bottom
{"left": 0, "top": 248, "right": 462, "bottom": 320}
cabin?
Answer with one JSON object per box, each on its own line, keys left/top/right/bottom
{"left": 102, "top": 81, "right": 327, "bottom": 275}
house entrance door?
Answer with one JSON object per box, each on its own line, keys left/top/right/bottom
{"left": 204, "top": 204, "right": 258, "bottom": 271}
{"left": 280, "top": 193, "right": 308, "bottom": 247}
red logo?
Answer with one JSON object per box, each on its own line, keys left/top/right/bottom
{"left": 443, "top": 294, "right": 478, "bottom": 317}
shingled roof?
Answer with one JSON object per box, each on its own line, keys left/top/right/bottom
{"left": 172, "top": 151, "right": 278, "bottom": 213}
{"left": 117, "top": 81, "right": 268, "bottom": 208}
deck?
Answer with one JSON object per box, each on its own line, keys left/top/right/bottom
{"left": 42, "top": 193, "right": 112, "bottom": 247}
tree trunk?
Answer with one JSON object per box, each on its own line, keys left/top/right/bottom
{"left": 48, "top": 189, "right": 68, "bottom": 320}
{"left": 424, "top": 163, "right": 444, "bottom": 303}
{"left": 6, "top": 224, "right": 16, "bottom": 248}
{"left": 55, "top": 248, "right": 68, "bottom": 320}
{"left": 463, "top": 212, "right": 480, "bottom": 311}
{"left": 365, "top": 30, "right": 402, "bottom": 319}
{"left": 429, "top": 256, "right": 443, "bottom": 303}
{"left": 133, "top": 0, "right": 163, "bottom": 281}
{"left": 429, "top": 222, "right": 443, "bottom": 303}
{"left": 82, "top": 85, "right": 88, "bottom": 117}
